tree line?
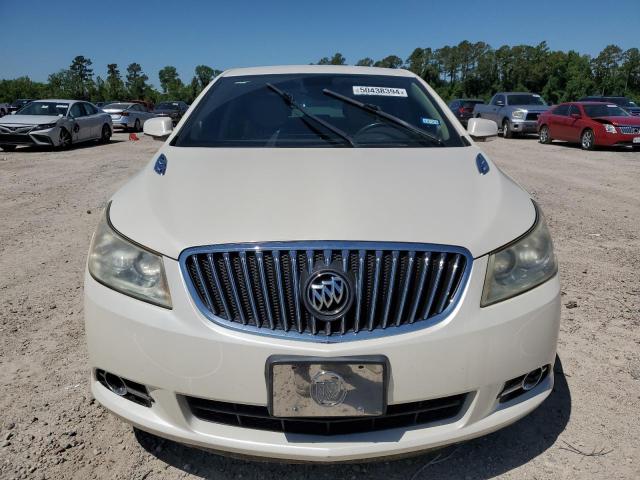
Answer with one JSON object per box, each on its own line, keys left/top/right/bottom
{"left": 1, "top": 42, "right": 639, "bottom": 105}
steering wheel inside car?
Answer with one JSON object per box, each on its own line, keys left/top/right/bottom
{"left": 353, "top": 122, "right": 420, "bottom": 143}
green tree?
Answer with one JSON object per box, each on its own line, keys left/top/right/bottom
{"left": 194, "top": 65, "right": 215, "bottom": 89}
{"left": 355, "top": 57, "right": 374, "bottom": 67}
{"left": 105, "top": 64, "right": 125, "bottom": 101}
{"left": 374, "top": 55, "right": 403, "bottom": 69}
{"left": 68, "top": 55, "right": 94, "bottom": 99}
{"left": 317, "top": 53, "right": 346, "bottom": 65}
{"left": 125, "top": 63, "right": 149, "bottom": 100}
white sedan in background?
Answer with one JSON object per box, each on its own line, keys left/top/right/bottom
{"left": 0, "top": 99, "right": 112, "bottom": 151}
{"left": 102, "top": 102, "right": 154, "bottom": 132}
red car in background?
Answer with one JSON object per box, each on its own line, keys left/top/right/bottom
{"left": 537, "top": 102, "right": 640, "bottom": 150}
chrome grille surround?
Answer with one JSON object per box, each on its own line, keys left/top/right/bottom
{"left": 618, "top": 125, "right": 640, "bottom": 135}
{"left": 180, "top": 242, "right": 472, "bottom": 343}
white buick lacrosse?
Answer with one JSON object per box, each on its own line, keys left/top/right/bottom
{"left": 84, "top": 65, "right": 560, "bottom": 462}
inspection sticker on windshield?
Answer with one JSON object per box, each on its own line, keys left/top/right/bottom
{"left": 353, "top": 86, "right": 407, "bottom": 97}
{"left": 421, "top": 118, "right": 440, "bottom": 125}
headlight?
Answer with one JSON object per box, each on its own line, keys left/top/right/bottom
{"left": 511, "top": 110, "right": 526, "bottom": 120}
{"left": 481, "top": 204, "right": 557, "bottom": 306}
{"left": 88, "top": 206, "right": 172, "bottom": 308}
{"left": 32, "top": 123, "right": 57, "bottom": 131}
{"left": 604, "top": 124, "right": 617, "bottom": 134}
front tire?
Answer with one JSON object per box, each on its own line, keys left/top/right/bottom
{"left": 1, "top": 144, "right": 17, "bottom": 151}
{"left": 580, "top": 129, "right": 595, "bottom": 150}
{"left": 502, "top": 119, "right": 513, "bottom": 139}
{"left": 99, "top": 124, "right": 112, "bottom": 144}
{"left": 539, "top": 125, "right": 552, "bottom": 144}
{"left": 58, "top": 128, "right": 72, "bottom": 150}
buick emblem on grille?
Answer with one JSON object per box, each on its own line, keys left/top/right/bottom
{"left": 310, "top": 371, "right": 347, "bottom": 406}
{"left": 302, "top": 267, "right": 354, "bottom": 321}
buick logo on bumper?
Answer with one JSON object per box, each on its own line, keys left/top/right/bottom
{"left": 310, "top": 371, "right": 347, "bottom": 406}
{"left": 302, "top": 267, "right": 354, "bottom": 321}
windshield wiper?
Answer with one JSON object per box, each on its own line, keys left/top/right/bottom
{"left": 322, "top": 88, "right": 444, "bottom": 147}
{"left": 266, "top": 83, "right": 355, "bottom": 147}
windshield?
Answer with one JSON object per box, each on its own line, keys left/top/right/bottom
{"left": 173, "top": 73, "right": 463, "bottom": 148}
{"left": 103, "top": 103, "right": 132, "bottom": 110}
{"left": 507, "top": 94, "right": 546, "bottom": 106}
{"left": 156, "top": 102, "right": 179, "bottom": 110}
{"left": 17, "top": 102, "right": 68, "bottom": 116}
{"left": 12, "top": 99, "right": 31, "bottom": 107}
{"left": 583, "top": 104, "right": 630, "bottom": 118}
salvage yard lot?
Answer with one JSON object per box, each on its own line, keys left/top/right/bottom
{"left": 0, "top": 133, "right": 638, "bottom": 479}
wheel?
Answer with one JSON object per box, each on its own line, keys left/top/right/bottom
{"left": 57, "top": 128, "right": 72, "bottom": 150}
{"left": 539, "top": 125, "right": 552, "bottom": 144}
{"left": 134, "top": 119, "right": 141, "bottom": 132}
{"left": 99, "top": 124, "right": 112, "bottom": 144}
{"left": 502, "top": 119, "right": 513, "bottom": 139}
{"left": 1, "top": 144, "right": 17, "bottom": 151}
{"left": 580, "top": 129, "right": 595, "bottom": 150}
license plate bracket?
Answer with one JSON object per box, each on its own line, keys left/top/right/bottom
{"left": 266, "top": 355, "right": 389, "bottom": 418}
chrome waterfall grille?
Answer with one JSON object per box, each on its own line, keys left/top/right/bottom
{"left": 181, "top": 242, "right": 471, "bottom": 341}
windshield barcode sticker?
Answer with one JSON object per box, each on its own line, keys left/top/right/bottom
{"left": 353, "top": 86, "right": 407, "bottom": 97}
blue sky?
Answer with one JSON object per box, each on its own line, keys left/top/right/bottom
{"left": 1, "top": 0, "right": 639, "bottom": 85}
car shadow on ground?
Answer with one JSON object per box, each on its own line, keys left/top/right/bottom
{"left": 549, "top": 141, "right": 639, "bottom": 153}
{"left": 5, "top": 139, "right": 126, "bottom": 153}
{"left": 134, "top": 356, "right": 571, "bottom": 479}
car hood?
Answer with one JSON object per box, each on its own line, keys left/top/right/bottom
{"left": 511, "top": 105, "right": 549, "bottom": 112}
{"left": 593, "top": 116, "right": 640, "bottom": 126}
{"left": 109, "top": 146, "right": 536, "bottom": 260}
{"left": 0, "top": 115, "right": 61, "bottom": 125}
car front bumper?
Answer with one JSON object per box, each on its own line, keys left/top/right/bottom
{"left": 85, "top": 255, "right": 560, "bottom": 462}
{"left": 509, "top": 120, "right": 539, "bottom": 133}
{"left": 0, "top": 127, "right": 58, "bottom": 146}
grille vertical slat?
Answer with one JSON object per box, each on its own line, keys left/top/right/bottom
{"left": 381, "top": 251, "right": 399, "bottom": 328}
{"left": 289, "top": 250, "right": 303, "bottom": 333}
{"left": 192, "top": 257, "right": 215, "bottom": 314}
{"left": 239, "top": 251, "right": 260, "bottom": 327}
{"left": 305, "top": 249, "right": 317, "bottom": 334}
{"left": 395, "top": 251, "right": 416, "bottom": 327}
{"left": 185, "top": 243, "right": 469, "bottom": 340}
{"left": 354, "top": 250, "right": 366, "bottom": 333}
{"left": 423, "top": 253, "right": 446, "bottom": 319}
{"left": 256, "top": 251, "right": 275, "bottom": 329}
{"left": 408, "top": 253, "right": 431, "bottom": 324}
{"left": 367, "top": 251, "right": 383, "bottom": 331}
{"left": 272, "top": 251, "right": 289, "bottom": 331}
{"left": 435, "top": 254, "right": 461, "bottom": 315}
{"left": 223, "top": 253, "right": 246, "bottom": 324}
{"left": 206, "top": 253, "right": 231, "bottom": 319}
{"left": 340, "top": 249, "right": 349, "bottom": 334}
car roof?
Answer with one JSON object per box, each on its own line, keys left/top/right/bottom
{"left": 220, "top": 65, "right": 416, "bottom": 78}
{"left": 500, "top": 92, "right": 539, "bottom": 95}
{"left": 35, "top": 99, "right": 80, "bottom": 103}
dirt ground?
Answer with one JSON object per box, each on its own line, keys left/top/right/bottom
{"left": 0, "top": 132, "right": 639, "bottom": 479}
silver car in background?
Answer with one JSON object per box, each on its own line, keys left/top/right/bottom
{"left": 102, "top": 102, "right": 154, "bottom": 132}
{"left": 0, "top": 100, "right": 112, "bottom": 151}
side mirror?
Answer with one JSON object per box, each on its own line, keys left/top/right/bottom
{"left": 143, "top": 117, "right": 173, "bottom": 140}
{"left": 495, "top": 101, "right": 504, "bottom": 107}
{"left": 467, "top": 118, "right": 498, "bottom": 142}
{"left": 570, "top": 113, "right": 581, "bottom": 119}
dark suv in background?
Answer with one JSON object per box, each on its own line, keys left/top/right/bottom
{"left": 8, "top": 99, "right": 35, "bottom": 113}
{"left": 448, "top": 99, "right": 485, "bottom": 126}
{"left": 579, "top": 96, "right": 640, "bottom": 116}
{"left": 152, "top": 101, "right": 189, "bottom": 125}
